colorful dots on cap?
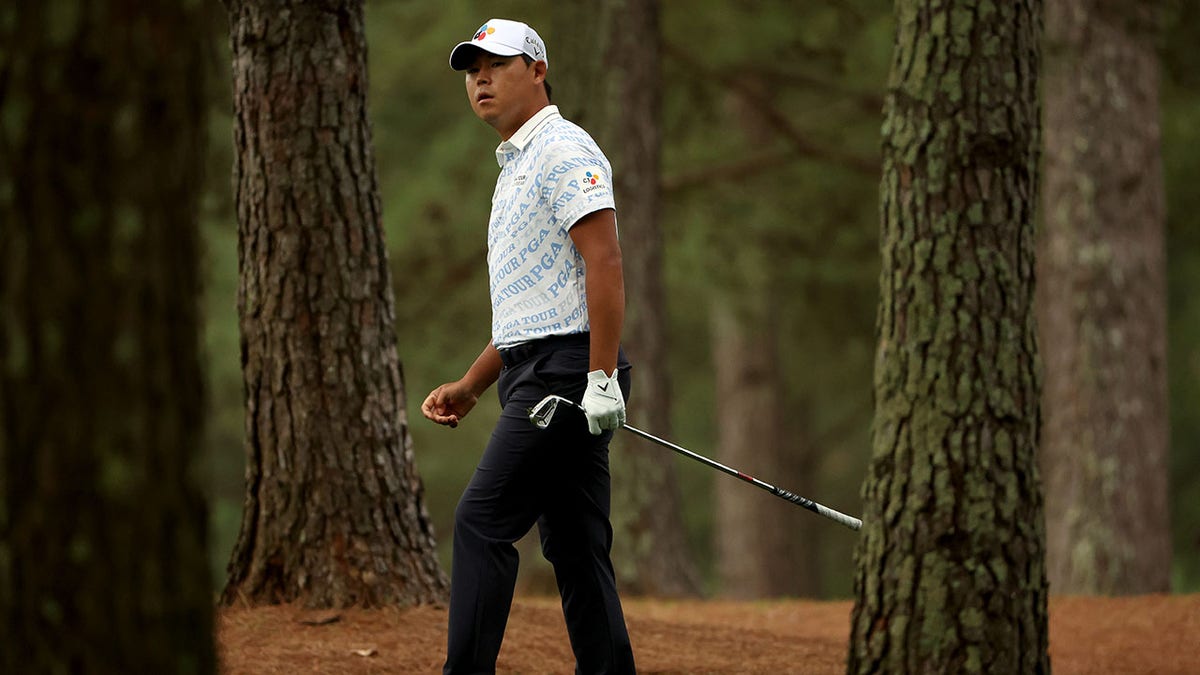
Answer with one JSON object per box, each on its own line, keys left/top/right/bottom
{"left": 474, "top": 25, "right": 496, "bottom": 41}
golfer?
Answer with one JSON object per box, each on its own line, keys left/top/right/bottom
{"left": 421, "top": 18, "right": 637, "bottom": 675}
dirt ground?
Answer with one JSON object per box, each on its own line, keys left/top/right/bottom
{"left": 219, "top": 594, "right": 1200, "bottom": 674}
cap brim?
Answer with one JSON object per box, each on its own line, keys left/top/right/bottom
{"left": 449, "top": 41, "right": 525, "bottom": 70}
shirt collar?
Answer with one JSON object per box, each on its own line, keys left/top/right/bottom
{"left": 495, "top": 105, "right": 561, "bottom": 167}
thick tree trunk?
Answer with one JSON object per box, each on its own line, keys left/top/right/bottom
{"left": 848, "top": 2, "right": 1050, "bottom": 673}
{"left": 0, "top": 3, "right": 216, "bottom": 672}
{"left": 552, "top": 0, "right": 701, "bottom": 596}
{"left": 1038, "top": 0, "right": 1170, "bottom": 595}
{"left": 221, "top": 0, "right": 447, "bottom": 608}
{"left": 713, "top": 303, "right": 819, "bottom": 598}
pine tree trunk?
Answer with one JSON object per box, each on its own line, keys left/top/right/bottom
{"left": 221, "top": 0, "right": 447, "bottom": 608}
{"left": 0, "top": 3, "right": 216, "bottom": 672}
{"left": 552, "top": 0, "right": 701, "bottom": 596}
{"left": 1038, "top": 0, "right": 1170, "bottom": 595}
{"left": 848, "top": 1, "right": 1050, "bottom": 672}
{"left": 709, "top": 70, "right": 823, "bottom": 600}
{"left": 713, "top": 303, "right": 819, "bottom": 598}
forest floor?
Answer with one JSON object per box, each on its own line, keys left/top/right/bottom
{"left": 219, "top": 593, "right": 1200, "bottom": 674}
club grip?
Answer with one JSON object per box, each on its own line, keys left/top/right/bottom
{"left": 774, "top": 487, "right": 816, "bottom": 510}
{"left": 775, "top": 487, "right": 862, "bottom": 531}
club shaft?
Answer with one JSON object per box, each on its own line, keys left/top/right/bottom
{"left": 537, "top": 395, "right": 862, "bottom": 531}
{"left": 619, "top": 423, "right": 862, "bottom": 531}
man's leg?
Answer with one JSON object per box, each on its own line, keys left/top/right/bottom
{"left": 537, "top": 408, "right": 636, "bottom": 675}
{"left": 444, "top": 403, "right": 549, "bottom": 674}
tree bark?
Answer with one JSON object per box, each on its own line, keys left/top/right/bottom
{"left": 1038, "top": 0, "right": 1171, "bottom": 595}
{"left": 848, "top": 1, "right": 1050, "bottom": 673}
{"left": 221, "top": 0, "right": 447, "bottom": 608}
{"left": 552, "top": 0, "right": 701, "bottom": 596}
{"left": 0, "top": 2, "right": 216, "bottom": 672}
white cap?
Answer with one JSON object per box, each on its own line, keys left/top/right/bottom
{"left": 449, "top": 18, "right": 548, "bottom": 71}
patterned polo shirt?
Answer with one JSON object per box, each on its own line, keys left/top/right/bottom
{"left": 487, "top": 105, "right": 616, "bottom": 348}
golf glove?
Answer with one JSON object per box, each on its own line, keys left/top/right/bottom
{"left": 581, "top": 369, "right": 625, "bottom": 435}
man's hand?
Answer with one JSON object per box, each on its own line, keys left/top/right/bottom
{"left": 421, "top": 381, "right": 480, "bottom": 428}
{"left": 581, "top": 369, "right": 625, "bottom": 435}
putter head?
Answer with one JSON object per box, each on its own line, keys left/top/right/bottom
{"left": 528, "top": 395, "right": 572, "bottom": 429}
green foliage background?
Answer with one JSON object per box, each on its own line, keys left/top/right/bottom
{"left": 198, "top": 1, "right": 1200, "bottom": 596}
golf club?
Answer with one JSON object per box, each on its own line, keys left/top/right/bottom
{"left": 527, "top": 394, "right": 863, "bottom": 531}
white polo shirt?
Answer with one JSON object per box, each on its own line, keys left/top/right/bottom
{"left": 487, "top": 105, "right": 616, "bottom": 348}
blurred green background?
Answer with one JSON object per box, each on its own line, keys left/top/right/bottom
{"left": 198, "top": 0, "right": 1200, "bottom": 597}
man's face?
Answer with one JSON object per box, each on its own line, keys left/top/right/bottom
{"left": 464, "top": 51, "right": 543, "bottom": 132}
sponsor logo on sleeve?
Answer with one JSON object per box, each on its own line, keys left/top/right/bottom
{"left": 581, "top": 169, "right": 605, "bottom": 194}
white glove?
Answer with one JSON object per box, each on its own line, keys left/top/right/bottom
{"left": 581, "top": 369, "right": 625, "bottom": 435}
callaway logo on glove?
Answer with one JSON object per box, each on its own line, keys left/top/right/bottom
{"left": 581, "top": 369, "right": 625, "bottom": 435}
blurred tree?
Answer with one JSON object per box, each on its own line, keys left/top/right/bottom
{"left": 713, "top": 300, "right": 820, "bottom": 597}
{"left": 710, "top": 72, "right": 820, "bottom": 598}
{"left": 220, "top": 0, "right": 447, "bottom": 607}
{"left": 551, "top": 0, "right": 701, "bottom": 596}
{"left": 663, "top": 0, "right": 885, "bottom": 598}
{"left": 1038, "top": 0, "right": 1171, "bottom": 594}
{"left": 1160, "top": 0, "right": 1200, "bottom": 591}
{"left": 848, "top": 1, "right": 1050, "bottom": 672}
{"left": 0, "top": 2, "right": 216, "bottom": 672}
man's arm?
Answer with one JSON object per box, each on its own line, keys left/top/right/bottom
{"left": 461, "top": 341, "right": 504, "bottom": 393}
{"left": 568, "top": 208, "right": 624, "bottom": 374}
{"left": 421, "top": 341, "right": 503, "bottom": 427}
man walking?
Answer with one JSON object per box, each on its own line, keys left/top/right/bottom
{"left": 421, "top": 18, "right": 637, "bottom": 675}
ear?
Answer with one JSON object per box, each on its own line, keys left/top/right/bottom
{"left": 531, "top": 60, "right": 547, "bottom": 84}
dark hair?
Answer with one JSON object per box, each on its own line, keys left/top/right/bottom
{"left": 521, "top": 54, "right": 553, "bottom": 102}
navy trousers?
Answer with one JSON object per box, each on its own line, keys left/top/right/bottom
{"left": 444, "top": 334, "right": 636, "bottom": 675}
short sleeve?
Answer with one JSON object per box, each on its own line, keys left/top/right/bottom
{"left": 543, "top": 145, "right": 616, "bottom": 230}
